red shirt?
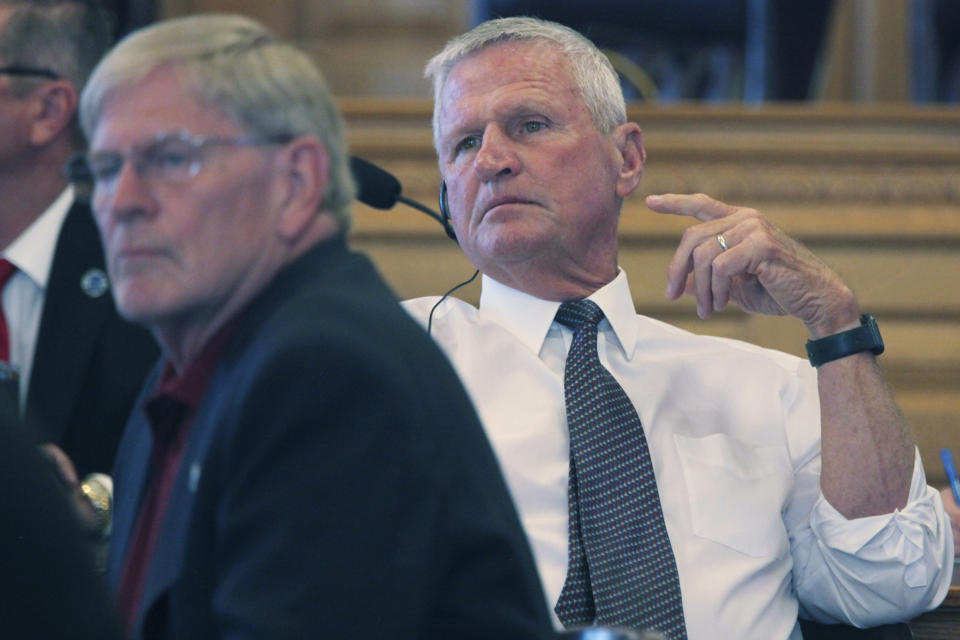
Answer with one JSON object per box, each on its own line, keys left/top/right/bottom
{"left": 115, "top": 324, "right": 236, "bottom": 636}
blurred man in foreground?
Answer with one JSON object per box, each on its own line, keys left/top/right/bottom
{"left": 405, "top": 16, "right": 953, "bottom": 639}
{"left": 75, "top": 13, "right": 552, "bottom": 640}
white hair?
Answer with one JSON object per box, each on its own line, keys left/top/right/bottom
{"left": 80, "top": 13, "right": 355, "bottom": 229}
{"left": 424, "top": 16, "right": 627, "bottom": 147}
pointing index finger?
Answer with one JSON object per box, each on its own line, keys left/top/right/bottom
{"left": 646, "top": 193, "right": 738, "bottom": 222}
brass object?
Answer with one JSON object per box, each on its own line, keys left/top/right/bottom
{"left": 79, "top": 475, "right": 111, "bottom": 536}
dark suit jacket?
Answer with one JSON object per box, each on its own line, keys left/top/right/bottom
{"left": 108, "top": 236, "right": 552, "bottom": 640}
{"left": 22, "top": 200, "right": 157, "bottom": 477}
{"left": 0, "top": 401, "right": 123, "bottom": 639}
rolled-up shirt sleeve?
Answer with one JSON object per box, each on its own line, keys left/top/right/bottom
{"left": 792, "top": 448, "right": 954, "bottom": 626}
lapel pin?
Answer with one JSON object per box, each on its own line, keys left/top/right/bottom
{"left": 189, "top": 462, "right": 202, "bottom": 493}
{"left": 80, "top": 268, "right": 109, "bottom": 298}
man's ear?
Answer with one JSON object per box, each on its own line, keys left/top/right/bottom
{"left": 274, "top": 136, "right": 329, "bottom": 242}
{"left": 28, "top": 81, "right": 77, "bottom": 146}
{"left": 612, "top": 122, "right": 645, "bottom": 199}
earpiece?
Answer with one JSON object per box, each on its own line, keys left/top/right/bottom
{"left": 428, "top": 182, "right": 475, "bottom": 334}
{"left": 438, "top": 182, "right": 457, "bottom": 241}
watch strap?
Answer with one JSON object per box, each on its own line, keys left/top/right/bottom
{"left": 805, "top": 313, "right": 884, "bottom": 367}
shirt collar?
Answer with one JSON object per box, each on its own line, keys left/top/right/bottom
{"left": 3, "top": 186, "right": 74, "bottom": 289}
{"left": 152, "top": 317, "right": 238, "bottom": 411}
{"left": 145, "top": 310, "right": 240, "bottom": 449}
{"left": 478, "top": 268, "right": 639, "bottom": 359}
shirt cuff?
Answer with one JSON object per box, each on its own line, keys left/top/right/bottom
{"left": 810, "top": 448, "right": 948, "bottom": 585}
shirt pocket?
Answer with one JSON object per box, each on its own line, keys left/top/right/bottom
{"left": 675, "top": 433, "right": 792, "bottom": 558}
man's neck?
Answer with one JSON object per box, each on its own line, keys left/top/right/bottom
{"left": 482, "top": 258, "right": 618, "bottom": 302}
{"left": 0, "top": 154, "right": 71, "bottom": 249}
{"left": 151, "top": 213, "right": 341, "bottom": 373}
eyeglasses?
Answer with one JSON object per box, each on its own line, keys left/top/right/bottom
{"left": 0, "top": 66, "right": 60, "bottom": 80}
{"left": 65, "top": 130, "right": 291, "bottom": 192}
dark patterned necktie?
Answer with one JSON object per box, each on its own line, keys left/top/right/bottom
{"left": 553, "top": 300, "right": 686, "bottom": 640}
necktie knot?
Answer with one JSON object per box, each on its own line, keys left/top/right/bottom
{"left": 555, "top": 299, "right": 604, "bottom": 331}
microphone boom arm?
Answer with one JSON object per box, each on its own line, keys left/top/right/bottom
{"left": 397, "top": 195, "right": 445, "bottom": 226}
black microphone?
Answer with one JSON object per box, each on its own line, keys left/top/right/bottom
{"left": 350, "top": 155, "right": 456, "bottom": 239}
{"left": 350, "top": 155, "right": 401, "bottom": 210}
{"left": 350, "top": 156, "right": 473, "bottom": 331}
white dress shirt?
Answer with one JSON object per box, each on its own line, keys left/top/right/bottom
{"left": 403, "top": 270, "right": 953, "bottom": 640}
{"left": 3, "top": 187, "right": 74, "bottom": 409}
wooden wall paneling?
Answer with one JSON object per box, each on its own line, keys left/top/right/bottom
{"left": 344, "top": 100, "right": 960, "bottom": 485}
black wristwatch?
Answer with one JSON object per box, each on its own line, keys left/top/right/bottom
{"left": 805, "top": 313, "right": 884, "bottom": 367}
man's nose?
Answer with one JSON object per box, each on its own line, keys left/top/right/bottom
{"left": 474, "top": 126, "right": 520, "bottom": 182}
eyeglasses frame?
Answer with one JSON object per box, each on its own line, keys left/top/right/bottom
{"left": 0, "top": 66, "right": 61, "bottom": 80}
{"left": 64, "top": 130, "right": 293, "bottom": 192}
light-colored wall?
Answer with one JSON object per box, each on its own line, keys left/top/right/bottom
{"left": 162, "top": 0, "right": 470, "bottom": 99}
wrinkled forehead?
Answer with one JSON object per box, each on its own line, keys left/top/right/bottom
{"left": 91, "top": 67, "right": 241, "bottom": 149}
{"left": 436, "top": 40, "right": 580, "bottom": 128}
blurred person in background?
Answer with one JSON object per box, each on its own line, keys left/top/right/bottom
{"left": 0, "top": 0, "right": 157, "bottom": 537}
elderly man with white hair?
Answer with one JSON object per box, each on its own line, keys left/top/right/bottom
{"left": 405, "top": 16, "right": 954, "bottom": 640}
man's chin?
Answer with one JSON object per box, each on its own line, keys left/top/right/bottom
{"left": 116, "top": 304, "right": 159, "bottom": 328}
{"left": 468, "top": 229, "right": 554, "bottom": 271}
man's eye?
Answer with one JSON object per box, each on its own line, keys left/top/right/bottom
{"left": 87, "top": 154, "right": 123, "bottom": 181}
{"left": 521, "top": 121, "right": 545, "bottom": 134}
{"left": 455, "top": 136, "right": 480, "bottom": 154}
{"left": 147, "top": 145, "right": 194, "bottom": 171}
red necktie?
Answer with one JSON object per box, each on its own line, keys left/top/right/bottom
{"left": 0, "top": 259, "right": 18, "bottom": 362}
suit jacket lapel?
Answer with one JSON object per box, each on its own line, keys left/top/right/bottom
{"left": 106, "top": 363, "right": 163, "bottom": 593}
{"left": 134, "top": 364, "right": 231, "bottom": 634}
{"left": 26, "top": 202, "right": 112, "bottom": 443}
{"left": 122, "top": 237, "right": 358, "bottom": 633}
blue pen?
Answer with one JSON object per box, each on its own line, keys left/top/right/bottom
{"left": 940, "top": 448, "right": 960, "bottom": 506}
